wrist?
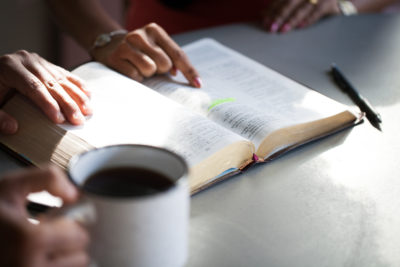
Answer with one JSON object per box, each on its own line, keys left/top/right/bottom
{"left": 89, "top": 29, "right": 127, "bottom": 55}
{"left": 337, "top": 0, "right": 358, "bottom": 15}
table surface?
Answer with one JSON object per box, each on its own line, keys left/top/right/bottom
{"left": 2, "top": 14, "right": 400, "bottom": 267}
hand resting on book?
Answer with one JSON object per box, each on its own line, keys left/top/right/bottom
{"left": 0, "top": 165, "right": 89, "bottom": 267}
{"left": 0, "top": 51, "right": 92, "bottom": 134}
{"left": 89, "top": 23, "right": 202, "bottom": 88}
{"left": 45, "top": 1, "right": 202, "bottom": 87}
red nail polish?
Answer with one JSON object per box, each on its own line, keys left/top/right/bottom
{"left": 193, "top": 77, "right": 202, "bottom": 88}
{"left": 281, "top": 24, "right": 292, "bottom": 33}
{"left": 170, "top": 66, "right": 177, "bottom": 76}
{"left": 298, "top": 21, "right": 307, "bottom": 28}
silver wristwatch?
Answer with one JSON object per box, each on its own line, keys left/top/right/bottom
{"left": 91, "top": 29, "right": 128, "bottom": 50}
{"left": 338, "top": 0, "right": 358, "bottom": 16}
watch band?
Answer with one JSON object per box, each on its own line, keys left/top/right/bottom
{"left": 91, "top": 29, "right": 128, "bottom": 51}
{"left": 338, "top": 0, "right": 358, "bottom": 16}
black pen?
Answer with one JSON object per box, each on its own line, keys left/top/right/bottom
{"left": 330, "top": 63, "right": 382, "bottom": 131}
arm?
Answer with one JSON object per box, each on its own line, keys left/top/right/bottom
{"left": 0, "top": 165, "right": 89, "bottom": 267}
{"left": 352, "top": 0, "right": 400, "bottom": 12}
{"left": 45, "top": 0, "right": 202, "bottom": 87}
{"left": 45, "top": 0, "right": 120, "bottom": 51}
{"left": 263, "top": 0, "right": 400, "bottom": 33}
{"left": 0, "top": 51, "right": 92, "bottom": 133}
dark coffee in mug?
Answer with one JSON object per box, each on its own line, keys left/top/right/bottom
{"left": 83, "top": 167, "right": 174, "bottom": 197}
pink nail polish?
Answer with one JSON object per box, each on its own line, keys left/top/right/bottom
{"left": 281, "top": 24, "right": 292, "bottom": 33}
{"left": 270, "top": 22, "right": 280, "bottom": 33}
{"left": 193, "top": 77, "right": 202, "bottom": 88}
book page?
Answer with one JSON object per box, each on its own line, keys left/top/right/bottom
{"left": 68, "top": 63, "right": 252, "bottom": 168}
{"left": 0, "top": 62, "right": 254, "bottom": 195}
{"left": 144, "top": 39, "right": 354, "bottom": 150}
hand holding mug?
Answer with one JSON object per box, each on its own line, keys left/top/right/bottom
{"left": 0, "top": 165, "right": 89, "bottom": 267}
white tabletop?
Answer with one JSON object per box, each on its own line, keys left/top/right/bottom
{"left": 1, "top": 14, "right": 400, "bottom": 267}
{"left": 173, "top": 14, "right": 400, "bottom": 267}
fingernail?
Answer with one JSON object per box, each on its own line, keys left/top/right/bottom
{"left": 298, "top": 21, "right": 307, "bottom": 28}
{"left": 82, "top": 102, "right": 93, "bottom": 115}
{"left": 281, "top": 23, "right": 292, "bottom": 33}
{"left": 1, "top": 121, "right": 18, "bottom": 134}
{"left": 57, "top": 112, "right": 66, "bottom": 123}
{"left": 73, "top": 112, "right": 85, "bottom": 124}
{"left": 170, "top": 66, "right": 177, "bottom": 76}
{"left": 270, "top": 22, "right": 280, "bottom": 33}
{"left": 84, "top": 89, "right": 92, "bottom": 97}
{"left": 193, "top": 77, "right": 202, "bottom": 88}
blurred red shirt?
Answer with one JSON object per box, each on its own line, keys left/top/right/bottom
{"left": 126, "top": 0, "right": 270, "bottom": 34}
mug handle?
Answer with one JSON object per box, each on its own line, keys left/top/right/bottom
{"left": 47, "top": 200, "right": 99, "bottom": 267}
{"left": 47, "top": 200, "right": 96, "bottom": 226}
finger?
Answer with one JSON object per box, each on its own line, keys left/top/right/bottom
{"left": 126, "top": 29, "right": 172, "bottom": 75}
{"left": 38, "top": 58, "right": 92, "bottom": 115}
{"left": 27, "top": 61, "right": 85, "bottom": 125}
{"left": 17, "top": 72, "right": 66, "bottom": 124}
{"left": 264, "top": 0, "right": 291, "bottom": 32}
{"left": 0, "top": 53, "right": 65, "bottom": 124}
{"left": 0, "top": 110, "right": 18, "bottom": 134}
{"left": 38, "top": 218, "right": 89, "bottom": 253}
{"left": 170, "top": 65, "right": 177, "bottom": 76}
{"left": 49, "top": 251, "right": 89, "bottom": 267}
{"left": 46, "top": 61, "right": 91, "bottom": 97}
{"left": 116, "top": 41, "right": 157, "bottom": 77}
{"left": 109, "top": 56, "right": 144, "bottom": 82}
{"left": 58, "top": 79, "right": 93, "bottom": 116}
{"left": 145, "top": 23, "right": 202, "bottom": 88}
{"left": 41, "top": 63, "right": 93, "bottom": 116}
{"left": 265, "top": 0, "right": 287, "bottom": 17}
{"left": 305, "top": 4, "right": 326, "bottom": 26}
{"left": 283, "top": 1, "right": 315, "bottom": 30}
{"left": 275, "top": 0, "right": 305, "bottom": 32}
{"left": 263, "top": 0, "right": 286, "bottom": 28}
{"left": 0, "top": 165, "right": 78, "bottom": 203}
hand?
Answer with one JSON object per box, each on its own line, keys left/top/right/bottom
{"left": 90, "top": 23, "right": 202, "bottom": 88}
{"left": 0, "top": 165, "right": 89, "bottom": 267}
{"left": 0, "top": 51, "right": 93, "bottom": 134}
{"left": 263, "top": 0, "right": 341, "bottom": 33}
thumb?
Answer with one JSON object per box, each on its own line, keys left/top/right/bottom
{"left": 0, "top": 165, "right": 79, "bottom": 205}
{"left": 0, "top": 110, "right": 18, "bottom": 134}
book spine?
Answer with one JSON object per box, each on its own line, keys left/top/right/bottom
{"left": 239, "top": 153, "right": 264, "bottom": 171}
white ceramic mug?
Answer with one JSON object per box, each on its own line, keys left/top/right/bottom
{"left": 66, "top": 144, "right": 189, "bottom": 267}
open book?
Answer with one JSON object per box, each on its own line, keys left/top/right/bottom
{"left": 0, "top": 39, "right": 360, "bottom": 194}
